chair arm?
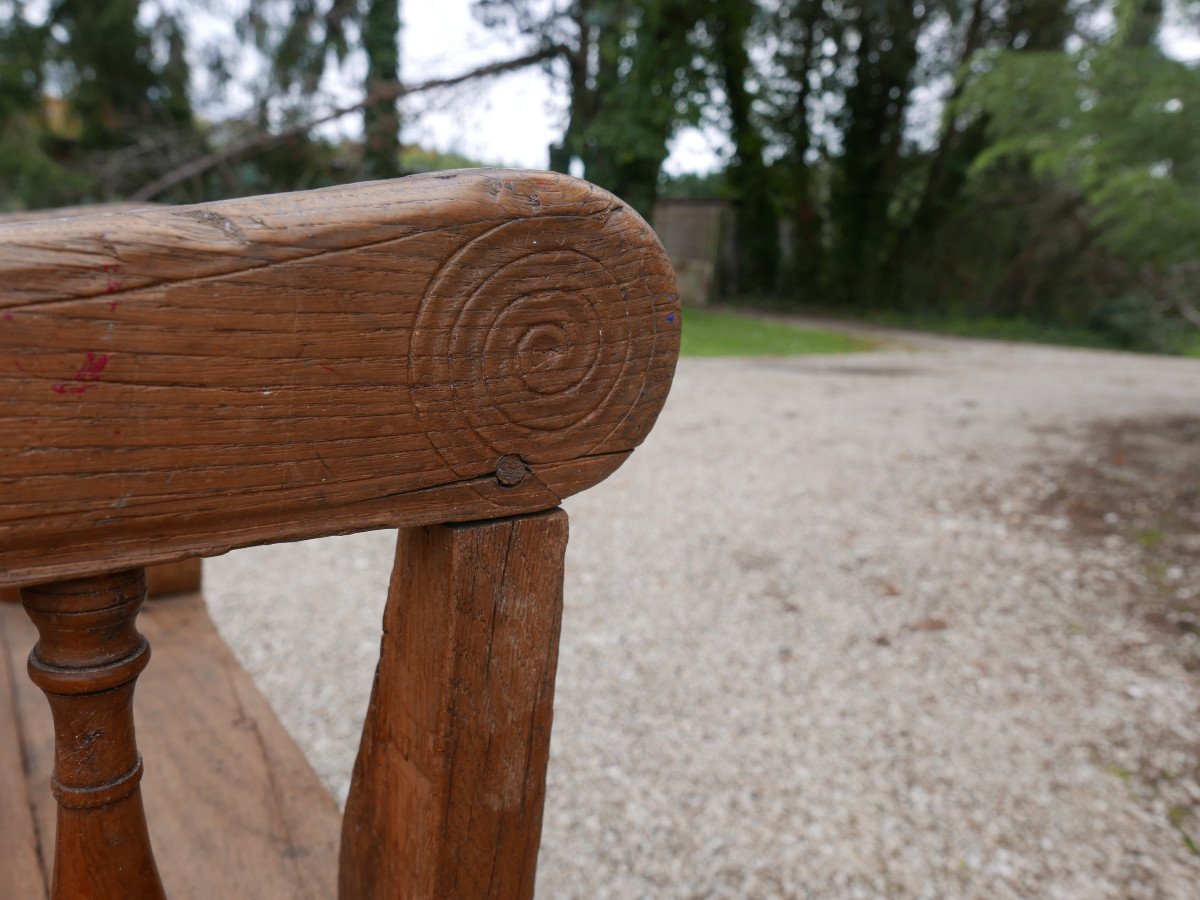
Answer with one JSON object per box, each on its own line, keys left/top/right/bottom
{"left": 0, "top": 170, "right": 680, "bottom": 586}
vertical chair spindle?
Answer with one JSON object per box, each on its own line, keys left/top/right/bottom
{"left": 340, "top": 508, "right": 569, "bottom": 899}
{"left": 21, "top": 569, "right": 165, "bottom": 900}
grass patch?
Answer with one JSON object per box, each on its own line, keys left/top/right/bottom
{"left": 715, "top": 299, "right": 1200, "bottom": 357}
{"left": 680, "top": 308, "right": 873, "bottom": 357}
{"left": 852, "top": 309, "right": 1200, "bottom": 357}
{"left": 869, "top": 312, "right": 1123, "bottom": 350}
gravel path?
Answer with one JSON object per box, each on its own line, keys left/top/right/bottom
{"left": 207, "top": 330, "right": 1200, "bottom": 898}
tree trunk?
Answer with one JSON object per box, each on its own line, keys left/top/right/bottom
{"left": 828, "top": 2, "right": 923, "bottom": 306}
{"left": 362, "top": 0, "right": 402, "bottom": 179}
{"left": 774, "top": 0, "right": 825, "bottom": 301}
{"left": 713, "top": 1, "right": 778, "bottom": 296}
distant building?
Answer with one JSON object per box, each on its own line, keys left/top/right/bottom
{"left": 651, "top": 198, "right": 736, "bottom": 306}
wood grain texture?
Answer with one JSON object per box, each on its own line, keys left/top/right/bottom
{"left": 0, "top": 170, "right": 680, "bottom": 586}
{"left": 1, "top": 591, "right": 341, "bottom": 899}
{"left": 20, "top": 570, "right": 165, "bottom": 900}
{"left": 4, "top": 560, "right": 200, "bottom": 603}
{"left": 0, "top": 202, "right": 157, "bottom": 225}
{"left": 340, "top": 508, "right": 568, "bottom": 899}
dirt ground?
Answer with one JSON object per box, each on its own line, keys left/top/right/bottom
{"left": 1000, "top": 412, "right": 1200, "bottom": 859}
{"left": 207, "top": 327, "right": 1200, "bottom": 898}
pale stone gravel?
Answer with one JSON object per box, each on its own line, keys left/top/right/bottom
{"left": 206, "top": 330, "right": 1200, "bottom": 898}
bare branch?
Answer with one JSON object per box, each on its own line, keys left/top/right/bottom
{"left": 132, "top": 46, "right": 562, "bottom": 201}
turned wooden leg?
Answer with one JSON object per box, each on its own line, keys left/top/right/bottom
{"left": 340, "top": 508, "right": 569, "bottom": 900}
{"left": 21, "top": 569, "right": 165, "bottom": 900}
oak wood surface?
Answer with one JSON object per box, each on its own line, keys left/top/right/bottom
{"left": 20, "top": 570, "right": 165, "bottom": 899}
{"left": 340, "top": 508, "right": 568, "bottom": 899}
{"left": 1, "top": 590, "right": 341, "bottom": 899}
{"left": 0, "top": 170, "right": 679, "bottom": 586}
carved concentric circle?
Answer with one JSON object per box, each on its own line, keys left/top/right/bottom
{"left": 409, "top": 216, "right": 653, "bottom": 475}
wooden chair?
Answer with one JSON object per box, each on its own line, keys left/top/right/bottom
{"left": 0, "top": 171, "right": 679, "bottom": 899}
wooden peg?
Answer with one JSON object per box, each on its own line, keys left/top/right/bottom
{"left": 21, "top": 569, "right": 165, "bottom": 900}
{"left": 340, "top": 508, "right": 569, "bottom": 899}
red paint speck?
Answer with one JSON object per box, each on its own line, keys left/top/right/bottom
{"left": 105, "top": 280, "right": 120, "bottom": 293}
{"left": 2, "top": 312, "right": 12, "bottom": 321}
{"left": 107, "top": 301, "right": 119, "bottom": 312}
{"left": 39, "top": 352, "right": 111, "bottom": 395}
{"left": 74, "top": 351, "right": 110, "bottom": 382}
{"left": 320, "top": 364, "right": 335, "bottom": 373}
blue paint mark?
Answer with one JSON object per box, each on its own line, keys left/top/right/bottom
{"left": 667, "top": 314, "right": 676, "bottom": 323}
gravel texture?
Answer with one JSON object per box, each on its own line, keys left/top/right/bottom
{"left": 206, "top": 329, "right": 1200, "bottom": 898}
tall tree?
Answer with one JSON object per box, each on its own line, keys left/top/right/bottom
{"left": 762, "top": 0, "right": 1085, "bottom": 307}
{"left": 766, "top": 0, "right": 830, "bottom": 299}
{"left": 880, "top": 0, "right": 1075, "bottom": 303}
{"left": 362, "top": 0, "right": 402, "bottom": 178}
{"left": 705, "top": 1, "right": 778, "bottom": 295}
{"left": 965, "top": 0, "right": 1200, "bottom": 341}
{"left": 474, "top": 0, "right": 704, "bottom": 219}
{"left": 585, "top": 0, "right": 705, "bottom": 217}
{"left": 0, "top": 0, "right": 199, "bottom": 205}
{"left": 49, "top": 0, "right": 167, "bottom": 148}
{"left": 826, "top": 0, "right": 928, "bottom": 305}
{"left": 0, "top": 7, "right": 80, "bottom": 209}
{"left": 473, "top": 0, "right": 589, "bottom": 174}
{"left": 242, "top": 0, "right": 404, "bottom": 181}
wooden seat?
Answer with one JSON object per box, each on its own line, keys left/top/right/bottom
{"left": 0, "top": 171, "right": 679, "bottom": 898}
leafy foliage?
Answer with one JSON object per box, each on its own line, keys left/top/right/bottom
{"left": 0, "top": 0, "right": 407, "bottom": 207}
{"left": 0, "top": 11, "right": 80, "bottom": 208}
{"left": 959, "top": 5, "right": 1200, "bottom": 349}
{"left": 968, "top": 48, "right": 1200, "bottom": 270}
{"left": 0, "top": 0, "right": 199, "bottom": 207}
{"left": 473, "top": 0, "right": 713, "bottom": 218}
